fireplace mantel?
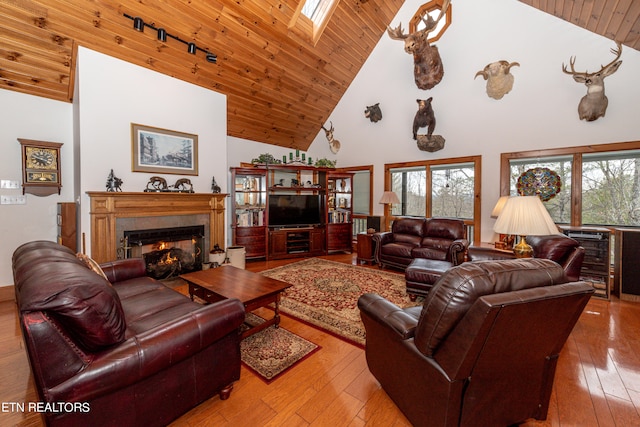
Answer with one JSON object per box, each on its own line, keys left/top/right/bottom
{"left": 87, "top": 192, "right": 227, "bottom": 263}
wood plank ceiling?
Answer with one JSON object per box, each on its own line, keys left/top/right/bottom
{"left": 1, "top": 0, "right": 638, "bottom": 150}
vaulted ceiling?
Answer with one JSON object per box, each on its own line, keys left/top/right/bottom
{"left": 1, "top": 1, "right": 638, "bottom": 150}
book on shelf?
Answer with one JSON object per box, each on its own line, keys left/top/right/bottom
{"left": 328, "top": 210, "right": 351, "bottom": 224}
{"left": 236, "top": 209, "right": 265, "bottom": 227}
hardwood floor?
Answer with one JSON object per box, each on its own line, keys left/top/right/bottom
{"left": 2, "top": 253, "right": 639, "bottom": 426}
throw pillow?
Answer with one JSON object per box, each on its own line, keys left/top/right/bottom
{"left": 76, "top": 253, "right": 109, "bottom": 281}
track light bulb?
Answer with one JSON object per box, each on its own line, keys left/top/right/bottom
{"left": 206, "top": 52, "right": 217, "bottom": 63}
{"left": 157, "top": 28, "right": 167, "bottom": 42}
{"left": 133, "top": 17, "right": 144, "bottom": 31}
{"left": 187, "top": 43, "right": 196, "bottom": 54}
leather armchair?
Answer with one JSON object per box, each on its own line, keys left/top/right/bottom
{"left": 467, "top": 234, "right": 585, "bottom": 281}
{"left": 358, "top": 258, "right": 594, "bottom": 427}
{"left": 374, "top": 217, "right": 469, "bottom": 270}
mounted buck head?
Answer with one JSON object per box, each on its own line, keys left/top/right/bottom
{"left": 321, "top": 121, "right": 341, "bottom": 154}
{"left": 475, "top": 60, "right": 520, "bottom": 100}
{"left": 387, "top": 0, "right": 450, "bottom": 90}
{"left": 562, "top": 42, "right": 623, "bottom": 121}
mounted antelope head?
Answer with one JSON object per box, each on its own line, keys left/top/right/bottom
{"left": 475, "top": 60, "right": 520, "bottom": 100}
{"left": 562, "top": 42, "right": 623, "bottom": 121}
{"left": 387, "top": 0, "right": 450, "bottom": 90}
{"left": 321, "top": 121, "right": 341, "bottom": 154}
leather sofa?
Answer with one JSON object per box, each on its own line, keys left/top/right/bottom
{"left": 12, "top": 240, "right": 246, "bottom": 427}
{"left": 467, "top": 234, "right": 585, "bottom": 281}
{"left": 373, "top": 217, "right": 469, "bottom": 270}
{"left": 358, "top": 258, "right": 594, "bottom": 427}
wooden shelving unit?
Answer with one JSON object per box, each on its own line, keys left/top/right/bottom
{"left": 327, "top": 172, "right": 354, "bottom": 253}
{"left": 231, "top": 164, "right": 351, "bottom": 260}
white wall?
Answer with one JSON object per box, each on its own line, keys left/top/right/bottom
{"left": 0, "top": 91, "right": 73, "bottom": 287}
{"left": 76, "top": 47, "right": 228, "bottom": 256}
{"left": 0, "top": 48, "right": 227, "bottom": 288}
{"left": 229, "top": 0, "right": 640, "bottom": 242}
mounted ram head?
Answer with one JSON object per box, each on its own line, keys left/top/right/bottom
{"left": 475, "top": 60, "right": 520, "bottom": 100}
{"left": 387, "top": 0, "right": 451, "bottom": 90}
{"left": 562, "top": 42, "right": 623, "bottom": 121}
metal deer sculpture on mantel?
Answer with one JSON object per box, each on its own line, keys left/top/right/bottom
{"left": 387, "top": 0, "right": 451, "bottom": 90}
{"left": 562, "top": 42, "right": 623, "bottom": 121}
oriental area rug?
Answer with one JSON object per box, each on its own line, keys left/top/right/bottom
{"left": 261, "top": 258, "right": 421, "bottom": 346}
{"left": 241, "top": 313, "right": 319, "bottom": 383}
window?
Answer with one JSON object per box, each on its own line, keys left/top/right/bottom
{"left": 431, "top": 163, "right": 475, "bottom": 219}
{"left": 582, "top": 151, "right": 640, "bottom": 226}
{"left": 291, "top": 0, "right": 337, "bottom": 44}
{"left": 508, "top": 156, "right": 572, "bottom": 224}
{"left": 391, "top": 167, "right": 426, "bottom": 217}
{"left": 352, "top": 169, "right": 371, "bottom": 216}
{"left": 409, "top": 0, "right": 452, "bottom": 44}
{"left": 501, "top": 141, "right": 640, "bottom": 228}
{"left": 385, "top": 156, "right": 481, "bottom": 243}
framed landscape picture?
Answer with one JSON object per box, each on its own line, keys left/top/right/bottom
{"left": 131, "top": 123, "right": 198, "bottom": 175}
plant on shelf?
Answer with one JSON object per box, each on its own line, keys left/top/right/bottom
{"left": 314, "top": 158, "right": 336, "bottom": 168}
{"left": 251, "top": 153, "right": 282, "bottom": 165}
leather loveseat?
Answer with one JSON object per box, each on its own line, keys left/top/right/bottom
{"left": 373, "top": 217, "right": 469, "bottom": 270}
{"left": 358, "top": 258, "right": 594, "bottom": 427}
{"left": 12, "top": 240, "right": 246, "bottom": 427}
{"left": 467, "top": 234, "right": 585, "bottom": 281}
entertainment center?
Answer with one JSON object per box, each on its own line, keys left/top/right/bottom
{"left": 230, "top": 165, "right": 353, "bottom": 260}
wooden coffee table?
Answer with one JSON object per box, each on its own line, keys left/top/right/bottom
{"left": 180, "top": 266, "right": 292, "bottom": 338}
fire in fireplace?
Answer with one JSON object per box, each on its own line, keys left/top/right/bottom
{"left": 123, "top": 225, "right": 205, "bottom": 279}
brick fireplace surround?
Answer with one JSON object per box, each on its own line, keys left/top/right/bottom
{"left": 87, "top": 192, "right": 227, "bottom": 264}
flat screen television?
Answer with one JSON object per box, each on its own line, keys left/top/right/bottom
{"left": 268, "top": 194, "right": 323, "bottom": 227}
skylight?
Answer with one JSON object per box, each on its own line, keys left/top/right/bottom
{"left": 294, "top": 0, "right": 337, "bottom": 43}
{"left": 302, "top": 0, "right": 322, "bottom": 20}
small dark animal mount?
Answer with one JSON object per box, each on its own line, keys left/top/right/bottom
{"left": 413, "top": 98, "right": 445, "bottom": 152}
{"left": 105, "top": 169, "right": 123, "bottom": 192}
{"left": 144, "top": 176, "right": 168, "bottom": 192}
{"left": 387, "top": 0, "right": 450, "bottom": 90}
{"left": 475, "top": 60, "right": 520, "bottom": 100}
{"left": 364, "top": 103, "right": 383, "bottom": 122}
{"left": 211, "top": 176, "right": 221, "bottom": 193}
{"left": 562, "top": 42, "right": 622, "bottom": 122}
{"left": 413, "top": 98, "right": 436, "bottom": 139}
{"left": 321, "top": 121, "right": 341, "bottom": 154}
{"left": 172, "top": 178, "right": 194, "bottom": 193}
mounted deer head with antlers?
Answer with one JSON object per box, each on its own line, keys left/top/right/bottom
{"left": 387, "top": 0, "right": 450, "bottom": 90}
{"left": 321, "top": 121, "right": 341, "bottom": 154}
{"left": 562, "top": 42, "right": 623, "bottom": 121}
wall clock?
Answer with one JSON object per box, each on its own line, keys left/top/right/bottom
{"left": 18, "top": 138, "right": 63, "bottom": 196}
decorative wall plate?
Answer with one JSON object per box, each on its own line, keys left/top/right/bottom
{"left": 516, "top": 167, "right": 561, "bottom": 201}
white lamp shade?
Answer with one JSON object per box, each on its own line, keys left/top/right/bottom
{"left": 491, "top": 196, "right": 510, "bottom": 218}
{"left": 493, "top": 196, "right": 559, "bottom": 236}
{"left": 379, "top": 191, "right": 400, "bottom": 204}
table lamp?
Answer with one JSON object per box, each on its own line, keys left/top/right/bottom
{"left": 379, "top": 191, "right": 400, "bottom": 206}
{"left": 493, "top": 196, "right": 559, "bottom": 258}
{"left": 491, "top": 195, "right": 512, "bottom": 249}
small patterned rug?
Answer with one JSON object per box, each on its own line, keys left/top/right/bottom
{"left": 262, "top": 258, "right": 421, "bottom": 346}
{"left": 241, "top": 313, "right": 319, "bottom": 383}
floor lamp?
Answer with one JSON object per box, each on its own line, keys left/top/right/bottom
{"left": 493, "top": 196, "right": 559, "bottom": 258}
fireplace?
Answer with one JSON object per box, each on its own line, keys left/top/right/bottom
{"left": 87, "top": 192, "right": 226, "bottom": 264}
{"left": 123, "top": 225, "right": 205, "bottom": 279}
